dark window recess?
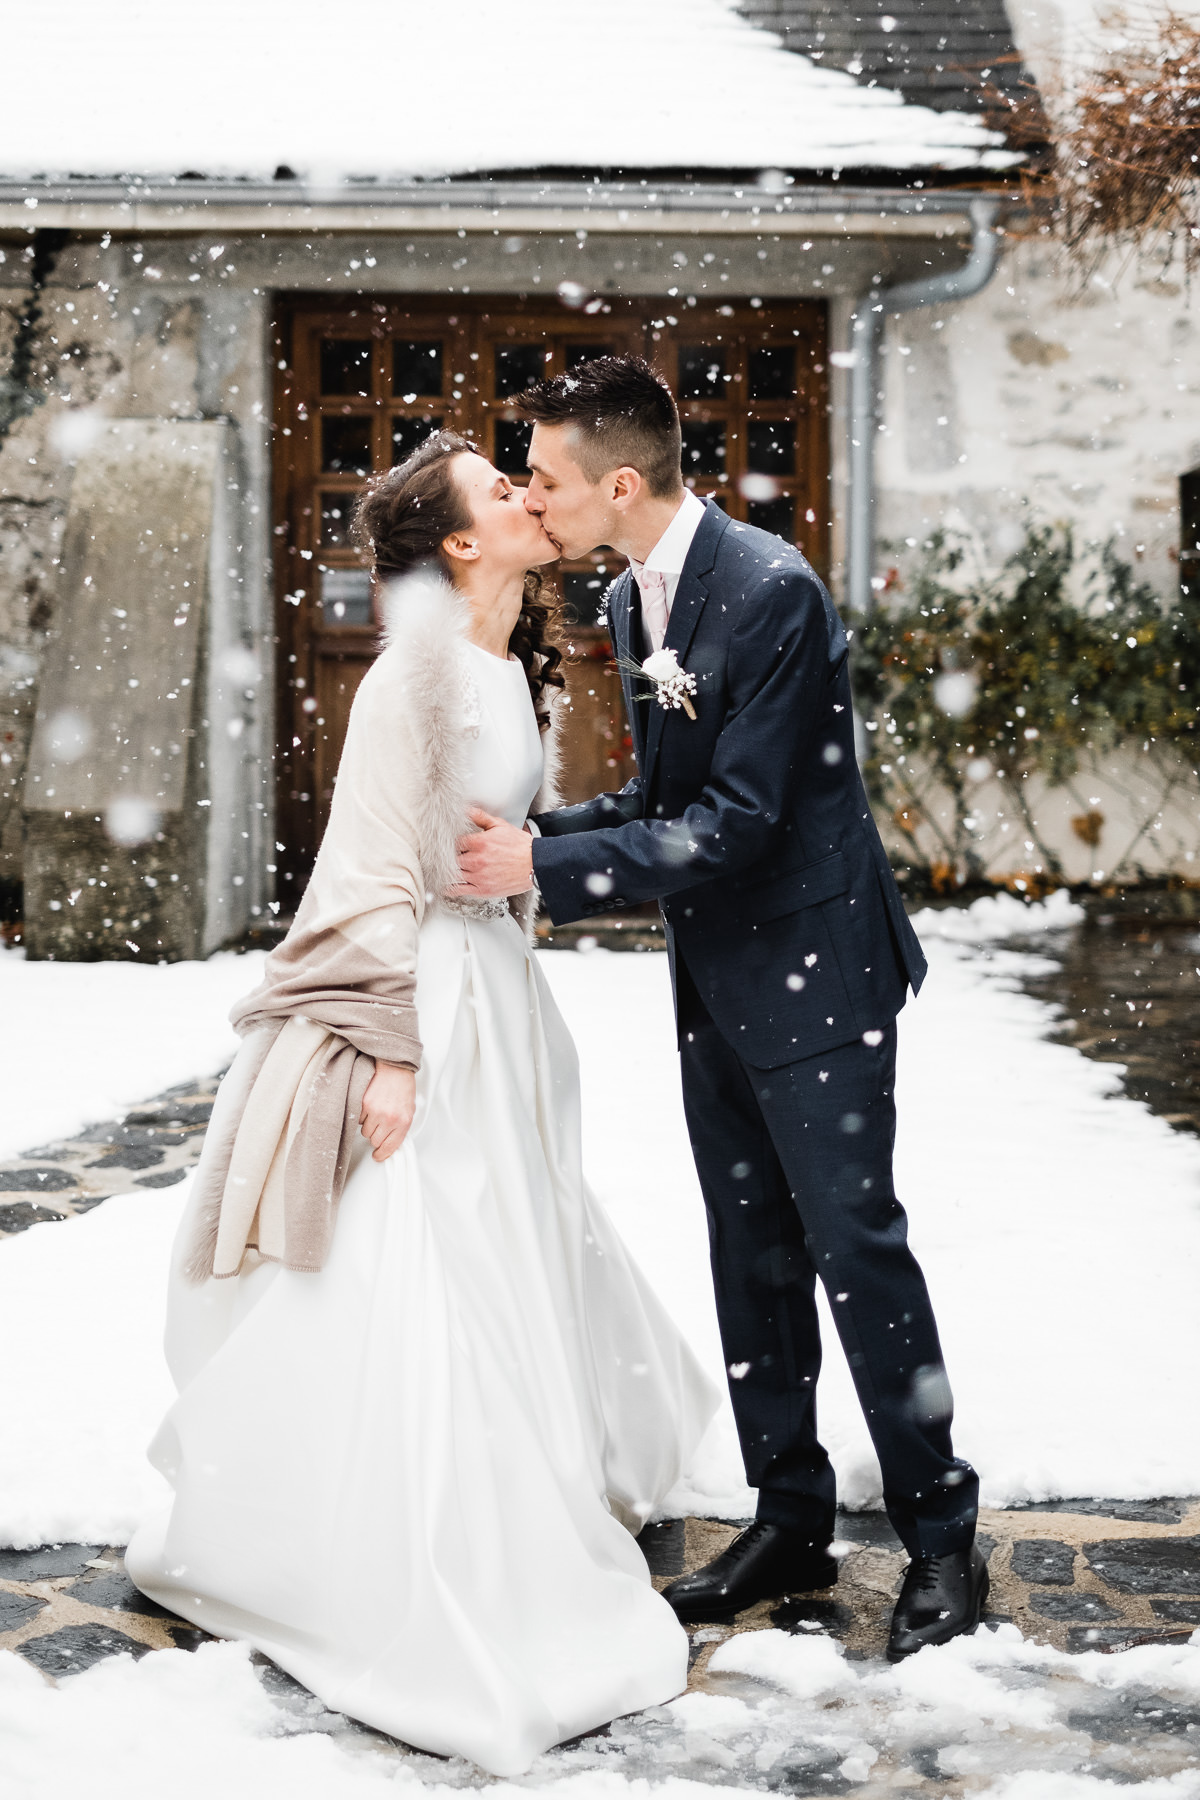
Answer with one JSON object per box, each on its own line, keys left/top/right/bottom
{"left": 749, "top": 346, "right": 796, "bottom": 400}
{"left": 1181, "top": 468, "right": 1200, "bottom": 596}
{"left": 565, "top": 342, "right": 615, "bottom": 370}
{"left": 747, "top": 420, "right": 795, "bottom": 475}
{"left": 747, "top": 496, "right": 796, "bottom": 542}
{"left": 561, "top": 569, "right": 609, "bottom": 624}
{"left": 321, "top": 415, "right": 372, "bottom": 475}
{"left": 495, "top": 345, "right": 545, "bottom": 397}
{"left": 681, "top": 420, "right": 727, "bottom": 476}
{"left": 392, "top": 340, "right": 444, "bottom": 399}
{"left": 320, "top": 567, "right": 374, "bottom": 628}
{"left": 678, "top": 345, "right": 726, "bottom": 399}
{"left": 319, "top": 492, "right": 354, "bottom": 547}
{"left": 320, "top": 339, "right": 372, "bottom": 396}
{"left": 493, "top": 418, "right": 533, "bottom": 475}
{"left": 391, "top": 415, "right": 443, "bottom": 464}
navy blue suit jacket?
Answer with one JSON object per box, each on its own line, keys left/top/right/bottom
{"left": 531, "top": 501, "right": 927, "bottom": 1070}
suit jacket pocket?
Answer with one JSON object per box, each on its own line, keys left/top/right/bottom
{"left": 738, "top": 852, "right": 848, "bottom": 927}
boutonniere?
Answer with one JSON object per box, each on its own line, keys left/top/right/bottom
{"left": 617, "top": 647, "right": 698, "bottom": 719}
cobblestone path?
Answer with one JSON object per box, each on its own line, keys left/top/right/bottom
{"left": 0, "top": 1508, "right": 1198, "bottom": 1785}
{"left": 0, "top": 1074, "right": 219, "bottom": 1240}
{"left": 2, "top": 1072, "right": 1198, "bottom": 1785}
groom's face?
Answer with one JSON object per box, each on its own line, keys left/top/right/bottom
{"left": 524, "top": 424, "right": 614, "bottom": 561}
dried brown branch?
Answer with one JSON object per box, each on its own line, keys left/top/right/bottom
{"left": 1036, "top": 7, "right": 1200, "bottom": 276}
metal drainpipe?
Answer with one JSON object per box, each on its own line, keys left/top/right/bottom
{"left": 845, "top": 198, "right": 1001, "bottom": 616}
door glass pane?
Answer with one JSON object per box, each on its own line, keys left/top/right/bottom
{"left": 747, "top": 496, "right": 795, "bottom": 542}
{"left": 319, "top": 492, "right": 354, "bottom": 547}
{"left": 678, "top": 346, "right": 725, "bottom": 400}
{"left": 320, "top": 567, "right": 374, "bottom": 627}
{"left": 494, "top": 418, "right": 533, "bottom": 474}
{"left": 495, "top": 344, "right": 544, "bottom": 397}
{"left": 391, "top": 415, "right": 443, "bottom": 464}
{"left": 392, "top": 340, "right": 444, "bottom": 399}
{"left": 681, "top": 421, "right": 726, "bottom": 477}
{"left": 747, "top": 420, "right": 795, "bottom": 475}
{"left": 748, "top": 346, "right": 796, "bottom": 399}
{"left": 320, "top": 339, "right": 372, "bottom": 396}
{"left": 565, "top": 342, "right": 614, "bottom": 370}
{"left": 321, "top": 415, "right": 372, "bottom": 475}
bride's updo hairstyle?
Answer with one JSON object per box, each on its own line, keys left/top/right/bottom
{"left": 353, "top": 428, "right": 564, "bottom": 725}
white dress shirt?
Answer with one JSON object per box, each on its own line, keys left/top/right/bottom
{"left": 627, "top": 488, "right": 707, "bottom": 653}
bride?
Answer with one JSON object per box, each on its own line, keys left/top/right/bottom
{"left": 126, "top": 430, "right": 717, "bottom": 1775}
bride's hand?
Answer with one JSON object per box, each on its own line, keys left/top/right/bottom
{"left": 359, "top": 1061, "right": 417, "bottom": 1162}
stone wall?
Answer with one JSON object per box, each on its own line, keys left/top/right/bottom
{"left": 0, "top": 233, "right": 272, "bottom": 951}
{"left": 2, "top": 213, "right": 1196, "bottom": 958}
{"left": 864, "top": 236, "right": 1200, "bottom": 885}
{"left": 873, "top": 237, "right": 1199, "bottom": 602}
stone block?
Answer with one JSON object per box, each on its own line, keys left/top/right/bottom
{"left": 1010, "top": 1539, "right": 1076, "bottom": 1585}
{"left": 1084, "top": 1536, "right": 1200, "bottom": 1595}
{"left": 65, "top": 1569, "right": 174, "bottom": 1618}
{"left": 135, "top": 1167, "right": 189, "bottom": 1188}
{"left": 21, "top": 418, "right": 248, "bottom": 960}
{"left": 1151, "top": 1599, "right": 1200, "bottom": 1623}
{"left": 19, "top": 1622, "right": 150, "bottom": 1675}
{"left": 0, "top": 1544, "right": 102, "bottom": 1580}
{"left": 0, "top": 1167, "right": 78, "bottom": 1192}
{"left": 0, "top": 1202, "right": 68, "bottom": 1232}
{"left": 0, "top": 1591, "right": 47, "bottom": 1631}
{"left": 1028, "top": 1590, "right": 1119, "bottom": 1621}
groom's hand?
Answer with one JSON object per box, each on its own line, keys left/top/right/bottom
{"left": 451, "top": 806, "right": 534, "bottom": 897}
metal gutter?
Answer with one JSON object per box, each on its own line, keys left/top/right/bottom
{"left": 845, "top": 198, "right": 1002, "bottom": 615}
{"left": 0, "top": 176, "right": 1013, "bottom": 237}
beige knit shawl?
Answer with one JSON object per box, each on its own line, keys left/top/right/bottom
{"left": 185, "top": 573, "right": 562, "bottom": 1283}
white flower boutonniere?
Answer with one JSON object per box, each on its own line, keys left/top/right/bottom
{"left": 641, "top": 648, "right": 698, "bottom": 719}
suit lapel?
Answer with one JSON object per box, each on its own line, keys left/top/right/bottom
{"left": 608, "top": 570, "right": 648, "bottom": 766}
{"left": 641, "top": 501, "right": 726, "bottom": 790}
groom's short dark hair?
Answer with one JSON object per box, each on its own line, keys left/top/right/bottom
{"left": 517, "top": 355, "right": 683, "bottom": 498}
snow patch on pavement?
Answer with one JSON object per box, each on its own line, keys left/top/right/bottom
{"left": 3, "top": 1625, "right": 1199, "bottom": 1798}
{"left": 1, "top": 896, "right": 1199, "bottom": 1548}
{"left": 0, "top": 947, "right": 265, "bottom": 1159}
{"left": 0, "top": 1185, "right": 182, "bottom": 1547}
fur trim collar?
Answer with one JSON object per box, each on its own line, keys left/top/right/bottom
{"left": 378, "top": 569, "right": 563, "bottom": 931}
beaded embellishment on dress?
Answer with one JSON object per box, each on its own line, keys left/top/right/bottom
{"left": 443, "top": 895, "right": 509, "bottom": 921}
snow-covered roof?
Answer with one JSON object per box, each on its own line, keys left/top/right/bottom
{"left": 0, "top": 0, "right": 1017, "bottom": 183}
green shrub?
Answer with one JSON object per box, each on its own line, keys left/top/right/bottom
{"left": 848, "top": 524, "right": 1200, "bottom": 883}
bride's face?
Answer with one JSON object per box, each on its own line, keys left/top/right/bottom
{"left": 445, "top": 452, "right": 558, "bottom": 576}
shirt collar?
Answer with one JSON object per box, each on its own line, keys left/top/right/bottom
{"left": 632, "top": 488, "right": 707, "bottom": 580}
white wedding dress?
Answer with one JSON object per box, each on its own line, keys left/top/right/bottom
{"left": 127, "top": 642, "right": 717, "bottom": 1776}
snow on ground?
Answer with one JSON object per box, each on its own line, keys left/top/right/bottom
{"left": 0, "top": 0, "right": 1012, "bottom": 180}
{"left": 0, "top": 946, "right": 265, "bottom": 1159}
{"left": 2, "top": 895, "right": 1200, "bottom": 1549}
{"left": 3, "top": 1621, "right": 1200, "bottom": 1799}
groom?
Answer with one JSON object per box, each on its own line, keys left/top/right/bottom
{"left": 455, "top": 355, "right": 986, "bottom": 1658}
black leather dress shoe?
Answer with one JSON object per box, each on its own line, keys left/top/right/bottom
{"left": 662, "top": 1522, "right": 838, "bottom": 1624}
{"left": 886, "top": 1545, "right": 990, "bottom": 1660}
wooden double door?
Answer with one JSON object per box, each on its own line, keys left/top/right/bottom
{"left": 271, "top": 294, "right": 829, "bottom": 903}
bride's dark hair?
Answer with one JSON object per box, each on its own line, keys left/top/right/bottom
{"left": 352, "top": 428, "right": 565, "bottom": 725}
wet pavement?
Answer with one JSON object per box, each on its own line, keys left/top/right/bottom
{"left": 1016, "top": 915, "right": 1200, "bottom": 1139}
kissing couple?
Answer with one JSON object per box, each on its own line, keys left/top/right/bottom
{"left": 127, "top": 355, "right": 987, "bottom": 1774}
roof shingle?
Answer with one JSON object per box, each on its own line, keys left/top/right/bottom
{"left": 738, "top": 0, "right": 1039, "bottom": 123}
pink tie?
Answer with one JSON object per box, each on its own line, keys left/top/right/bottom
{"left": 637, "top": 567, "right": 670, "bottom": 653}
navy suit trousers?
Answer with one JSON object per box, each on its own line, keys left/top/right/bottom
{"left": 675, "top": 953, "right": 978, "bottom": 1557}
